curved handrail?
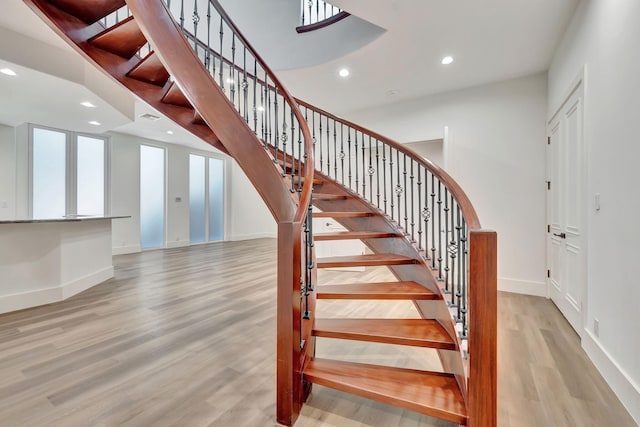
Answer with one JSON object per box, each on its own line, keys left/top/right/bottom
{"left": 296, "top": 11, "right": 350, "bottom": 33}
{"left": 295, "top": 98, "right": 480, "bottom": 230}
{"left": 209, "top": 0, "right": 314, "bottom": 222}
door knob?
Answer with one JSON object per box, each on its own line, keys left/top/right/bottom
{"left": 553, "top": 232, "right": 566, "bottom": 239}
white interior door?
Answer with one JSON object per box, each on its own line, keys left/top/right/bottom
{"left": 547, "top": 82, "right": 586, "bottom": 336}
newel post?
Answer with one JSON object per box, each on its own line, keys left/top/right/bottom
{"left": 468, "top": 230, "right": 497, "bottom": 427}
{"left": 276, "top": 221, "right": 304, "bottom": 426}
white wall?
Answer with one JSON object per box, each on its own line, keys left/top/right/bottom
{"left": 549, "top": 1, "right": 640, "bottom": 422}
{"left": 229, "top": 160, "right": 276, "bottom": 240}
{"left": 0, "top": 124, "right": 16, "bottom": 220}
{"left": 346, "top": 73, "right": 548, "bottom": 296}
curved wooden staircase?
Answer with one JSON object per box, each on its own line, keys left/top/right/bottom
{"left": 24, "top": 1, "right": 497, "bottom": 426}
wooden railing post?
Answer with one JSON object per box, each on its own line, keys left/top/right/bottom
{"left": 276, "top": 221, "right": 304, "bottom": 426}
{"left": 468, "top": 230, "right": 497, "bottom": 427}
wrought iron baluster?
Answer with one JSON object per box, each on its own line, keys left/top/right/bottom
{"left": 253, "top": 59, "right": 258, "bottom": 134}
{"left": 179, "top": 0, "right": 185, "bottom": 28}
{"left": 382, "top": 144, "right": 388, "bottom": 214}
{"left": 449, "top": 193, "right": 456, "bottom": 306}
{"left": 261, "top": 72, "right": 266, "bottom": 145}
{"left": 443, "top": 188, "right": 450, "bottom": 294}
{"left": 192, "top": 0, "right": 199, "bottom": 54}
{"left": 431, "top": 173, "right": 436, "bottom": 269}
{"left": 318, "top": 113, "right": 323, "bottom": 172}
{"left": 455, "top": 204, "right": 463, "bottom": 320}
{"left": 410, "top": 159, "right": 415, "bottom": 242}
{"left": 242, "top": 48, "right": 248, "bottom": 122}
{"left": 461, "top": 218, "right": 468, "bottom": 338}
{"left": 375, "top": 139, "right": 380, "bottom": 208}
{"left": 340, "top": 124, "right": 345, "bottom": 184}
{"left": 230, "top": 34, "right": 236, "bottom": 107}
{"left": 354, "top": 130, "right": 358, "bottom": 193}
{"left": 298, "top": 112, "right": 303, "bottom": 193}
{"left": 389, "top": 148, "right": 395, "bottom": 221}
{"left": 333, "top": 120, "right": 337, "bottom": 180}
{"left": 347, "top": 127, "right": 352, "bottom": 189}
{"left": 417, "top": 166, "right": 423, "bottom": 251}
{"left": 361, "top": 131, "right": 366, "bottom": 198}
{"left": 218, "top": 18, "right": 224, "bottom": 92}
{"left": 437, "top": 182, "right": 443, "bottom": 281}
{"left": 206, "top": 2, "right": 212, "bottom": 73}
{"left": 368, "top": 136, "right": 373, "bottom": 203}
{"left": 325, "top": 116, "right": 330, "bottom": 176}
{"left": 402, "top": 153, "right": 408, "bottom": 234}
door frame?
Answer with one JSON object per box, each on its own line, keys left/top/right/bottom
{"left": 546, "top": 66, "right": 589, "bottom": 337}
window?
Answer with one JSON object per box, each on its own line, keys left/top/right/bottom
{"left": 140, "top": 145, "right": 166, "bottom": 249}
{"left": 30, "top": 125, "right": 109, "bottom": 219}
{"left": 189, "top": 154, "right": 224, "bottom": 243}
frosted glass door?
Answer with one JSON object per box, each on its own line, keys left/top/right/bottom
{"left": 140, "top": 145, "right": 165, "bottom": 249}
{"left": 32, "top": 128, "right": 67, "bottom": 219}
{"left": 208, "top": 158, "right": 224, "bottom": 241}
{"left": 77, "top": 136, "right": 105, "bottom": 215}
{"left": 189, "top": 155, "right": 206, "bottom": 243}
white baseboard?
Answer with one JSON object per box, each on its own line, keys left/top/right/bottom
{"left": 112, "top": 244, "right": 141, "bottom": 255}
{"left": 230, "top": 232, "right": 277, "bottom": 241}
{"left": 582, "top": 330, "right": 640, "bottom": 425}
{"left": 498, "top": 277, "right": 546, "bottom": 296}
{"left": 62, "top": 267, "right": 114, "bottom": 299}
{"left": 167, "top": 240, "right": 191, "bottom": 249}
{"left": 0, "top": 267, "right": 114, "bottom": 314}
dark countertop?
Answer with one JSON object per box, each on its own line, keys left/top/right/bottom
{"left": 0, "top": 215, "right": 131, "bottom": 224}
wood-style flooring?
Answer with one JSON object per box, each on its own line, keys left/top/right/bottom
{"left": 0, "top": 239, "right": 635, "bottom": 426}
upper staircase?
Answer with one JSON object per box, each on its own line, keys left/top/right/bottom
{"left": 24, "top": 1, "right": 497, "bottom": 426}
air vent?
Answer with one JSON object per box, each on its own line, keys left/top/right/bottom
{"left": 139, "top": 113, "right": 161, "bottom": 121}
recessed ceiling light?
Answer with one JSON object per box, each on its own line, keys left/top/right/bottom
{"left": 339, "top": 68, "right": 350, "bottom": 78}
{"left": 88, "top": 121, "right": 101, "bottom": 126}
{"left": 0, "top": 68, "right": 17, "bottom": 76}
{"left": 167, "top": 130, "right": 174, "bottom": 135}
{"left": 81, "top": 101, "right": 97, "bottom": 108}
{"left": 441, "top": 56, "right": 454, "bottom": 65}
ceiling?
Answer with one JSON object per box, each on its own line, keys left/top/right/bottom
{"left": 0, "top": 0, "right": 580, "bottom": 144}
{"left": 277, "top": 0, "right": 581, "bottom": 114}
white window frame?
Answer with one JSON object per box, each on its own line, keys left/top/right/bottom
{"left": 28, "top": 124, "right": 111, "bottom": 218}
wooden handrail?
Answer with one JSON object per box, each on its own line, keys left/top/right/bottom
{"left": 296, "top": 11, "right": 350, "bottom": 33}
{"left": 295, "top": 98, "right": 481, "bottom": 230}
{"left": 208, "top": 0, "right": 314, "bottom": 223}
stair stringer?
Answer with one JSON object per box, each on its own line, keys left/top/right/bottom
{"left": 311, "top": 170, "right": 468, "bottom": 398}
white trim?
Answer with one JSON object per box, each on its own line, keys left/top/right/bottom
{"left": 0, "top": 267, "right": 113, "bottom": 314}
{"left": 498, "top": 277, "right": 546, "bottom": 296}
{"left": 582, "top": 330, "right": 640, "bottom": 425}
{"left": 112, "top": 244, "right": 142, "bottom": 255}
{"left": 167, "top": 239, "right": 191, "bottom": 248}
{"left": 230, "top": 232, "right": 277, "bottom": 241}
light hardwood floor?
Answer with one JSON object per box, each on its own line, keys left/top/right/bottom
{"left": 0, "top": 239, "right": 635, "bottom": 427}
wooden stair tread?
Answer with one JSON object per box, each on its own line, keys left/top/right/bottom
{"left": 126, "top": 51, "right": 170, "bottom": 86}
{"left": 313, "top": 319, "right": 455, "bottom": 349}
{"left": 315, "top": 231, "right": 401, "bottom": 241}
{"left": 314, "top": 193, "right": 348, "bottom": 200}
{"left": 48, "top": 0, "right": 126, "bottom": 24}
{"left": 313, "top": 211, "right": 373, "bottom": 218}
{"left": 162, "top": 82, "right": 192, "bottom": 108}
{"left": 317, "top": 253, "right": 417, "bottom": 268}
{"left": 317, "top": 282, "right": 437, "bottom": 300}
{"left": 304, "top": 359, "right": 467, "bottom": 424}
{"left": 89, "top": 16, "right": 147, "bottom": 58}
